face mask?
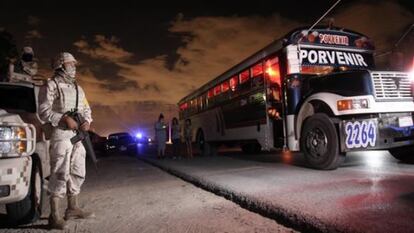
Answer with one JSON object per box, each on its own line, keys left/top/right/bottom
{"left": 22, "top": 53, "right": 33, "bottom": 62}
{"left": 64, "top": 65, "right": 76, "bottom": 78}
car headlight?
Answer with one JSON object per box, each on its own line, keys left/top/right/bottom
{"left": 0, "top": 124, "right": 35, "bottom": 157}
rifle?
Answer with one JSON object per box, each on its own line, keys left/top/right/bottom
{"left": 67, "top": 111, "right": 98, "bottom": 171}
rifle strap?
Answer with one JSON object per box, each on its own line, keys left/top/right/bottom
{"left": 52, "top": 78, "right": 60, "bottom": 99}
{"left": 74, "top": 81, "right": 79, "bottom": 112}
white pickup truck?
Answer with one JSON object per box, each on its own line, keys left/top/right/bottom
{"left": 0, "top": 81, "right": 50, "bottom": 225}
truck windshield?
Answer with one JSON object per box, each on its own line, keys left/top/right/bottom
{"left": 0, "top": 84, "right": 36, "bottom": 113}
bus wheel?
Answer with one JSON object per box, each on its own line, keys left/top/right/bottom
{"left": 300, "top": 113, "right": 345, "bottom": 170}
{"left": 241, "top": 143, "right": 261, "bottom": 154}
{"left": 6, "top": 158, "right": 42, "bottom": 225}
{"left": 197, "top": 130, "right": 209, "bottom": 156}
{"left": 389, "top": 146, "right": 414, "bottom": 164}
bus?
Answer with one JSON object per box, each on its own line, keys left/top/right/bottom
{"left": 177, "top": 26, "right": 414, "bottom": 170}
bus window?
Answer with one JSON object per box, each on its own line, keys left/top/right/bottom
{"left": 251, "top": 62, "right": 264, "bottom": 87}
{"left": 239, "top": 69, "right": 251, "bottom": 92}
{"left": 239, "top": 69, "right": 250, "bottom": 84}
{"left": 213, "top": 85, "right": 221, "bottom": 96}
{"left": 198, "top": 96, "right": 203, "bottom": 111}
{"left": 221, "top": 81, "right": 230, "bottom": 92}
{"left": 251, "top": 62, "right": 263, "bottom": 77}
{"left": 265, "top": 57, "right": 281, "bottom": 86}
{"left": 229, "top": 75, "right": 238, "bottom": 91}
{"left": 208, "top": 88, "right": 214, "bottom": 98}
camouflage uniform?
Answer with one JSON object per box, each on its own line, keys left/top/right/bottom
{"left": 38, "top": 71, "right": 92, "bottom": 198}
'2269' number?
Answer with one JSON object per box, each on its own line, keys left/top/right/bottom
{"left": 345, "top": 120, "right": 377, "bottom": 149}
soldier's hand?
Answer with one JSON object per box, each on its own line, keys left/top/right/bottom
{"left": 60, "top": 115, "right": 78, "bottom": 130}
{"left": 80, "top": 122, "right": 90, "bottom": 131}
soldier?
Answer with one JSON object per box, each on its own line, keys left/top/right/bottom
{"left": 38, "top": 52, "right": 94, "bottom": 229}
{"left": 8, "top": 46, "right": 40, "bottom": 84}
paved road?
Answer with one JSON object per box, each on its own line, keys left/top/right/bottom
{"left": 141, "top": 149, "right": 414, "bottom": 233}
{"left": 0, "top": 155, "right": 295, "bottom": 233}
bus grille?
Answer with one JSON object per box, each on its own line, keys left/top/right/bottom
{"left": 371, "top": 72, "right": 413, "bottom": 100}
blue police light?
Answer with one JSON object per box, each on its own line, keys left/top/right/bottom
{"left": 136, "top": 133, "right": 143, "bottom": 139}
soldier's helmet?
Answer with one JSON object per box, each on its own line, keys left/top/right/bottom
{"left": 22, "top": 46, "right": 34, "bottom": 55}
{"left": 53, "top": 52, "right": 77, "bottom": 70}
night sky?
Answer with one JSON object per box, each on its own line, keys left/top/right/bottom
{"left": 0, "top": 0, "right": 413, "bottom": 136}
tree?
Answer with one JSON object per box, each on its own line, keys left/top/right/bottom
{"left": 0, "top": 29, "right": 18, "bottom": 81}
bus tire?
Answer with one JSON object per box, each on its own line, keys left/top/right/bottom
{"left": 389, "top": 146, "right": 414, "bottom": 164}
{"left": 6, "top": 158, "right": 42, "bottom": 225}
{"left": 196, "top": 130, "right": 209, "bottom": 156}
{"left": 209, "top": 143, "right": 217, "bottom": 156}
{"left": 241, "top": 143, "right": 261, "bottom": 154}
{"left": 300, "top": 113, "right": 345, "bottom": 170}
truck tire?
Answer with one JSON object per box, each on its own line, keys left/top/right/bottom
{"left": 300, "top": 113, "right": 345, "bottom": 170}
{"left": 6, "top": 159, "right": 42, "bottom": 225}
{"left": 389, "top": 146, "right": 414, "bottom": 164}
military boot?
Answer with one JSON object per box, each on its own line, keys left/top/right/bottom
{"left": 48, "top": 196, "right": 67, "bottom": 230}
{"left": 64, "top": 195, "right": 95, "bottom": 220}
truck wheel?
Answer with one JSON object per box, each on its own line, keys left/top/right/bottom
{"left": 6, "top": 159, "right": 42, "bottom": 225}
{"left": 300, "top": 113, "right": 345, "bottom": 170}
{"left": 389, "top": 146, "right": 414, "bottom": 164}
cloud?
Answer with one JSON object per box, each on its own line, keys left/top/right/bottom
{"left": 74, "top": 35, "right": 133, "bottom": 63}
{"left": 25, "top": 30, "right": 43, "bottom": 39}
{"left": 27, "top": 15, "right": 40, "bottom": 26}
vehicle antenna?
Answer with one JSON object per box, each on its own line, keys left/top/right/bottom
{"left": 307, "top": 0, "right": 342, "bottom": 32}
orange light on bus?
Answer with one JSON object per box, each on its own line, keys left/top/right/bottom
{"left": 265, "top": 57, "right": 281, "bottom": 85}
{"left": 337, "top": 99, "right": 369, "bottom": 111}
{"left": 265, "top": 66, "right": 281, "bottom": 84}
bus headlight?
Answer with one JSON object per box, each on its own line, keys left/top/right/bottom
{"left": 0, "top": 125, "right": 35, "bottom": 156}
{"left": 337, "top": 99, "right": 369, "bottom": 111}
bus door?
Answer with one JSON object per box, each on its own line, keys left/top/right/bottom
{"left": 264, "top": 57, "right": 284, "bottom": 148}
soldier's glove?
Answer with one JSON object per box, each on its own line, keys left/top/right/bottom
{"left": 60, "top": 115, "right": 78, "bottom": 130}
{"left": 80, "top": 122, "right": 90, "bottom": 131}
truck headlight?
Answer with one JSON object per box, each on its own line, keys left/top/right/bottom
{"left": 337, "top": 99, "right": 369, "bottom": 111}
{"left": 0, "top": 124, "right": 35, "bottom": 157}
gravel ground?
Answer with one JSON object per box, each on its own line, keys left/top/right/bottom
{"left": 0, "top": 155, "right": 296, "bottom": 233}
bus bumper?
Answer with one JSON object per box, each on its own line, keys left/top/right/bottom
{"left": 338, "top": 113, "right": 414, "bottom": 153}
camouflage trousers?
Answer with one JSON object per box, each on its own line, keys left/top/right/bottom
{"left": 48, "top": 139, "right": 86, "bottom": 198}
